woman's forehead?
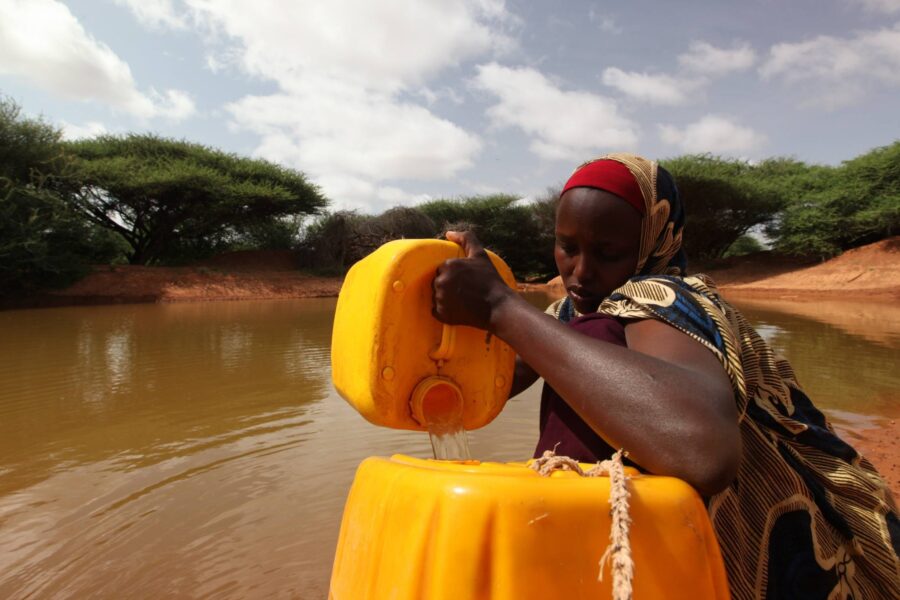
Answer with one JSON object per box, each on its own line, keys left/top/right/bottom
{"left": 556, "top": 188, "right": 643, "bottom": 235}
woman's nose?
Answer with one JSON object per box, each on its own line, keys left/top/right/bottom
{"left": 573, "top": 255, "right": 593, "bottom": 283}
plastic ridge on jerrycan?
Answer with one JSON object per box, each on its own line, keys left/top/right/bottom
{"left": 329, "top": 456, "right": 731, "bottom": 600}
{"left": 331, "top": 239, "right": 517, "bottom": 431}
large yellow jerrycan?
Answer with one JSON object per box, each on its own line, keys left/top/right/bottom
{"left": 331, "top": 239, "right": 517, "bottom": 431}
{"left": 330, "top": 456, "right": 731, "bottom": 600}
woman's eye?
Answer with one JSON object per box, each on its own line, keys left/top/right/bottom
{"left": 595, "top": 251, "right": 622, "bottom": 262}
{"left": 558, "top": 242, "right": 577, "bottom": 255}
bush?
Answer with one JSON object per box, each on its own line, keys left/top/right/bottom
{"left": 298, "top": 207, "right": 437, "bottom": 273}
{"left": 723, "top": 234, "right": 764, "bottom": 258}
{"left": 419, "top": 194, "right": 556, "bottom": 279}
{"left": 298, "top": 195, "right": 560, "bottom": 281}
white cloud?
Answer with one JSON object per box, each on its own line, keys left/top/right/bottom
{"left": 114, "top": 0, "right": 186, "bottom": 30}
{"left": 414, "top": 86, "right": 466, "bottom": 106}
{"left": 602, "top": 41, "right": 750, "bottom": 107}
{"left": 759, "top": 22, "right": 900, "bottom": 108}
{"left": 659, "top": 115, "right": 766, "bottom": 155}
{"left": 226, "top": 87, "right": 481, "bottom": 183}
{"left": 60, "top": 120, "right": 108, "bottom": 140}
{"left": 601, "top": 68, "right": 699, "bottom": 105}
{"left": 311, "top": 173, "right": 433, "bottom": 214}
{"left": 0, "top": 0, "right": 195, "bottom": 120}
{"left": 678, "top": 41, "right": 756, "bottom": 75}
{"left": 473, "top": 63, "right": 638, "bottom": 162}
{"left": 150, "top": 89, "right": 196, "bottom": 120}
{"left": 185, "top": 0, "right": 512, "bottom": 93}
{"left": 161, "top": 0, "right": 513, "bottom": 210}
{"left": 846, "top": 0, "right": 900, "bottom": 14}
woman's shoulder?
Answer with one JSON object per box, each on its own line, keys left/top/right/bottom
{"left": 601, "top": 273, "right": 738, "bottom": 360}
{"left": 624, "top": 272, "right": 720, "bottom": 294}
{"left": 609, "top": 272, "right": 728, "bottom": 314}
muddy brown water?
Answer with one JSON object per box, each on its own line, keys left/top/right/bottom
{"left": 1, "top": 295, "right": 897, "bottom": 598}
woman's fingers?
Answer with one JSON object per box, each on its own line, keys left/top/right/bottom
{"left": 445, "top": 230, "right": 486, "bottom": 259}
{"left": 435, "top": 229, "right": 511, "bottom": 330}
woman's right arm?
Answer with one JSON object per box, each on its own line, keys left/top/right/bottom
{"left": 433, "top": 231, "right": 740, "bottom": 496}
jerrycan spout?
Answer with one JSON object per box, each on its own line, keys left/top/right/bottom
{"left": 410, "top": 376, "right": 464, "bottom": 428}
{"left": 410, "top": 377, "right": 471, "bottom": 460}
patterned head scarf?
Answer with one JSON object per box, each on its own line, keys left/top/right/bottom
{"left": 565, "top": 153, "right": 686, "bottom": 277}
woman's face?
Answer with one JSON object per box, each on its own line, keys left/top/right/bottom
{"left": 555, "top": 187, "right": 642, "bottom": 314}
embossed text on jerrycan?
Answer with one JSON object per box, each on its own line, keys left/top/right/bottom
{"left": 331, "top": 239, "right": 517, "bottom": 430}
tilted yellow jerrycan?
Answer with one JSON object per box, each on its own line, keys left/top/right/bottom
{"left": 331, "top": 238, "right": 517, "bottom": 431}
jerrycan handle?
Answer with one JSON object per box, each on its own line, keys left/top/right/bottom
{"left": 429, "top": 324, "right": 455, "bottom": 362}
{"left": 428, "top": 244, "right": 463, "bottom": 364}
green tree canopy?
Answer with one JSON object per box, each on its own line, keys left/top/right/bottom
{"left": 0, "top": 99, "right": 66, "bottom": 185}
{"left": 65, "top": 135, "right": 328, "bottom": 265}
{"left": 723, "top": 234, "right": 764, "bottom": 258}
{"left": 0, "top": 97, "right": 124, "bottom": 297}
{"left": 418, "top": 194, "right": 556, "bottom": 279}
{"left": 770, "top": 142, "right": 900, "bottom": 257}
{"left": 663, "top": 155, "right": 800, "bottom": 261}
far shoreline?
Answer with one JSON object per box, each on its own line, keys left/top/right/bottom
{"left": 4, "top": 237, "right": 897, "bottom": 311}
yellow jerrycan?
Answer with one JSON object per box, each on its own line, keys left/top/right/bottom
{"left": 331, "top": 239, "right": 517, "bottom": 431}
{"left": 330, "top": 456, "right": 730, "bottom": 600}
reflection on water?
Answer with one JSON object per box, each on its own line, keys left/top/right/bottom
{"left": 0, "top": 295, "right": 896, "bottom": 598}
{"left": 0, "top": 300, "right": 436, "bottom": 599}
{"left": 728, "top": 297, "right": 900, "bottom": 428}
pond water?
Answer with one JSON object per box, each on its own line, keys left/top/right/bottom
{"left": 0, "top": 295, "right": 897, "bottom": 598}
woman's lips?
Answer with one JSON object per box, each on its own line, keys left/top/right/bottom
{"left": 568, "top": 288, "right": 600, "bottom": 306}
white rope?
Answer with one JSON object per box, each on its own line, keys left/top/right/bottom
{"left": 530, "top": 448, "right": 633, "bottom": 600}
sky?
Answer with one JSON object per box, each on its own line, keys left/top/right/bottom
{"left": 1, "top": 0, "right": 899, "bottom": 213}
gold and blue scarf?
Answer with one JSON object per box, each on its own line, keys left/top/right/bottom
{"left": 548, "top": 153, "right": 899, "bottom": 599}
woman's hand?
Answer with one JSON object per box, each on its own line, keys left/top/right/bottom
{"left": 432, "top": 231, "right": 515, "bottom": 331}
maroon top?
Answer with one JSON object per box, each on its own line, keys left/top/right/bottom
{"left": 533, "top": 313, "right": 635, "bottom": 464}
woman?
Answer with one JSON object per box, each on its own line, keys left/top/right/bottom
{"left": 432, "top": 153, "right": 899, "bottom": 599}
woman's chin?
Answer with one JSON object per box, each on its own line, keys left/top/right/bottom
{"left": 570, "top": 295, "right": 601, "bottom": 314}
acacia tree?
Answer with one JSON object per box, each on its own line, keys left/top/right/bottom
{"left": 771, "top": 142, "right": 900, "bottom": 257}
{"left": 0, "top": 97, "right": 124, "bottom": 297}
{"left": 662, "top": 155, "right": 802, "bottom": 260}
{"left": 64, "top": 135, "right": 328, "bottom": 265}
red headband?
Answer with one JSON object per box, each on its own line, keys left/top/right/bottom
{"left": 561, "top": 160, "right": 645, "bottom": 215}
